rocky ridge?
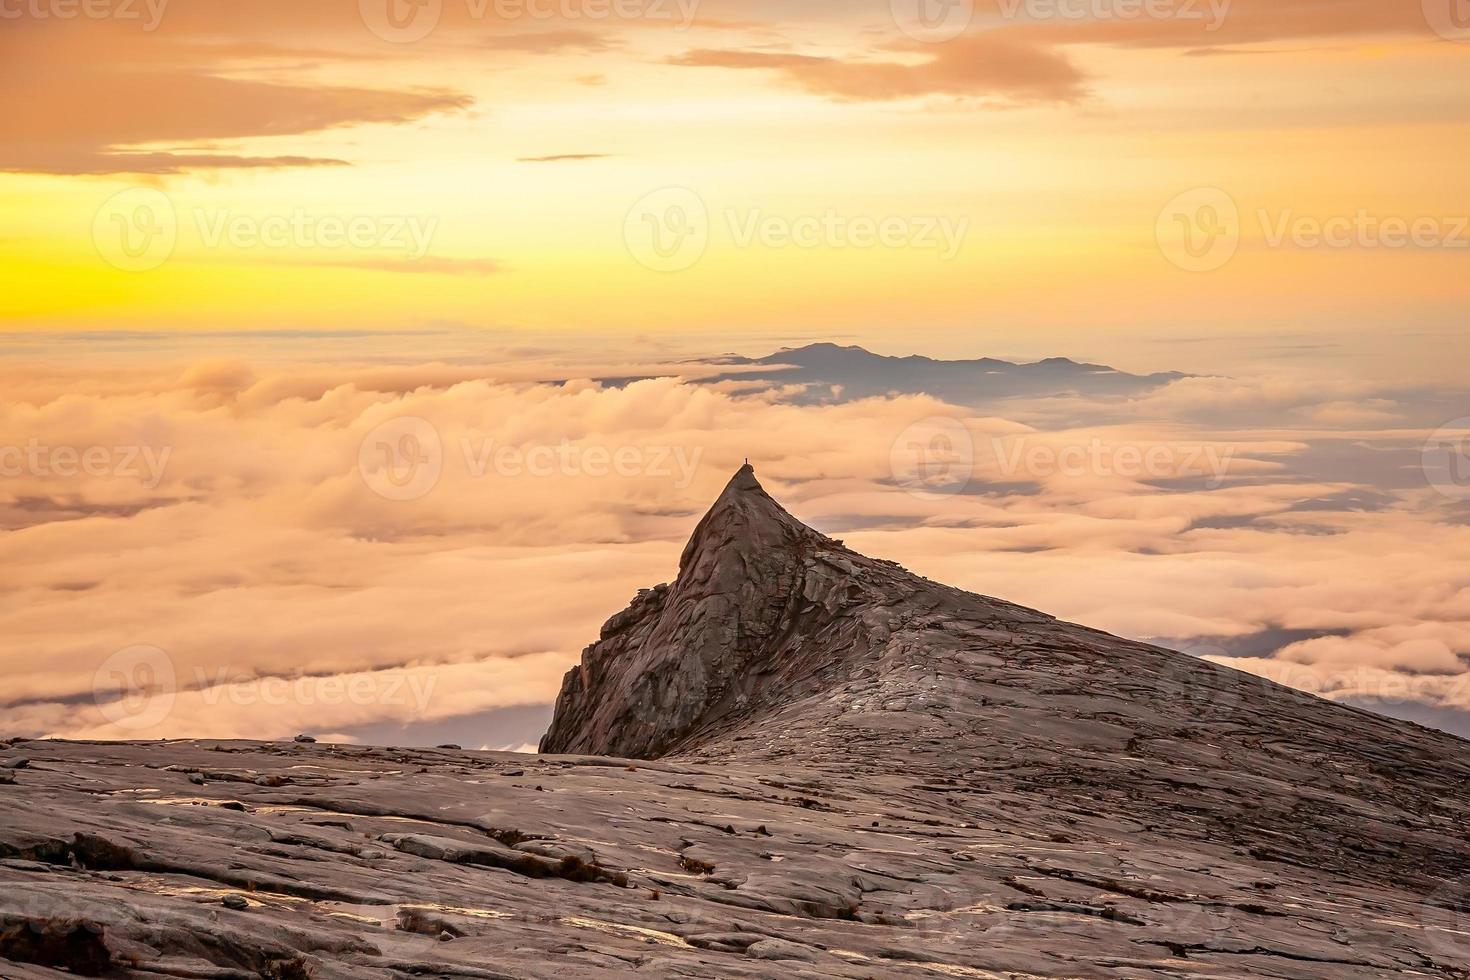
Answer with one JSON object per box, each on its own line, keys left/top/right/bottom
{"left": 4, "top": 466, "right": 1470, "bottom": 977}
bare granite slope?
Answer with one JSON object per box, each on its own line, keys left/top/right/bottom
{"left": 4, "top": 466, "right": 1470, "bottom": 978}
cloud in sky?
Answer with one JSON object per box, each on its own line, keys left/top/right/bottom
{"left": 0, "top": 34, "right": 472, "bottom": 174}
{"left": 7, "top": 0, "right": 1448, "bottom": 177}
{"left": 1, "top": 342, "right": 1466, "bottom": 746}
{"left": 983, "top": 0, "right": 1447, "bottom": 49}
{"left": 2, "top": 0, "right": 1457, "bottom": 176}
{"left": 479, "top": 29, "right": 621, "bottom": 52}
{"left": 668, "top": 36, "right": 1087, "bottom": 104}
{"left": 516, "top": 154, "right": 615, "bottom": 163}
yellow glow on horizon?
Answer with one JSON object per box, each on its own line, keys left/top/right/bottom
{"left": 2, "top": 16, "right": 1468, "bottom": 362}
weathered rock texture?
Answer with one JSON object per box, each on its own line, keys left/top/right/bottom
{"left": 542, "top": 463, "right": 844, "bottom": 758}
{"left": 5, "top": 466, "right": 1470, "bottom": 977}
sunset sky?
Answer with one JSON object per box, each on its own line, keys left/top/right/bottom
{"left": 2, "top": 0, "right": 1468, "bottom": 371}
{"left": 3, "top": 0, "right": 1469, "bottom": 749}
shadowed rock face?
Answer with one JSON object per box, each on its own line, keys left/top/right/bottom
{"left": 542, "top": 464, "right": 839, "bottom": 758}
{"left": 541, "top": 463, "right": 1071, "bottom": 759}
{"left": 7, "top": 468, "right": 1470, "bottom": 978}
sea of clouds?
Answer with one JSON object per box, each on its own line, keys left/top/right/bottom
{"left": 2, "top": 332, "right": 1466, "bottom": 747}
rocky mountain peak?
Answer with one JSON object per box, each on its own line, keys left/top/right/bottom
{"left": 541, "top": 464, "right": 1063, "bottom": 760}
{"left": 676, "top": 463, "right": 821, "bottom": 572}
{"left": 541, "top": 464, "right": 856, "bottom": 759}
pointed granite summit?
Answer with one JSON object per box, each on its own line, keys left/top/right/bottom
{"left": 544, "top": 461, "right": 1072, "bottom": 758}
{"left": 542, "top": 463, "right": 854, "bottom": 758}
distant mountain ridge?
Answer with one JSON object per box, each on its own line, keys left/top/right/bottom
{"left": 703, "top": 342, "right": 1186, "bottom": 403}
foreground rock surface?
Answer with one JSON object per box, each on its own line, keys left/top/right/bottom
{"left": 5, "top": 466, "right": 1470, "bottom": 977}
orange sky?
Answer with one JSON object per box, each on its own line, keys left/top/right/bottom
{"left": 2, "top": 0, "right": 1469, "bottom": 376}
